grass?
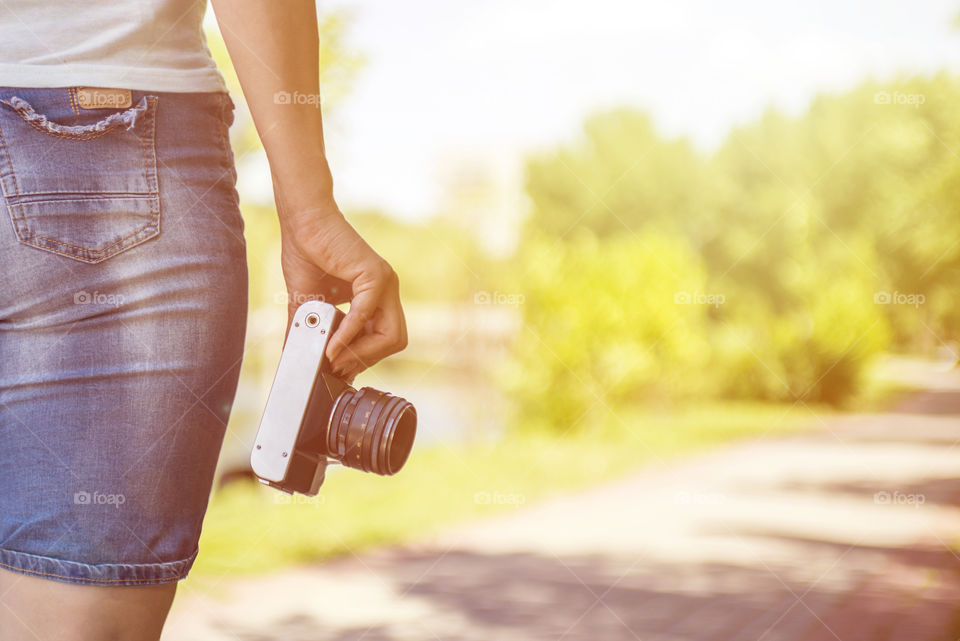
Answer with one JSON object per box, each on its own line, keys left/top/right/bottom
{"left": 188, "top": 399, "right": 827, "bottom": 588}
{"left": 180, "top": 355, "right": 925, "bottom": 597}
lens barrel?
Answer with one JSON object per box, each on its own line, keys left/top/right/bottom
{"left": 326, "top": 386, "right": 417, "bottom": 475}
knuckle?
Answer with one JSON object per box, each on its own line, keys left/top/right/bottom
{"left": 375, "top": 259, "right": 397, "bottom": 283}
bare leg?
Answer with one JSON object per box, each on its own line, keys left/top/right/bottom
{"left": 0, "top": 567, "right": 176, "bottom": 641}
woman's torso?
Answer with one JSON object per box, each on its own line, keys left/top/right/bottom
{"left": 0, "top": 0, "right": 225, "bottom": 92}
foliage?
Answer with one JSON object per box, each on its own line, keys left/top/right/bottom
{"left": 512, "top": 75, "right": 959, "bottom": 431}
{"left": 503, "top": 232, "right": 714, "bottom": 431}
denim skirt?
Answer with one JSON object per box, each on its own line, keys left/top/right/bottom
{"left": 0, "top": 87, "right": 248, "bottom": 585}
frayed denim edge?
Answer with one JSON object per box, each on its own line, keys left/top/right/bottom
{"left": 0, "top": 95, "right": 150, "bottom": 134}
{"left": 0, "top": 546, "right": 197, "bottom": 586}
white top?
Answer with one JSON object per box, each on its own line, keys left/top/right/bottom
{"left": 0, "top": 0, "right": 227, "bottom": 93}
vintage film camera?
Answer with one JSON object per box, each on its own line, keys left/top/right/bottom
{"left": 251, "top": 300, "right": 417, "bottom": 495}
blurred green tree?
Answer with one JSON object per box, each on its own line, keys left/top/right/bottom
{"left": 512, "top": 75, "right": 959, "bottom": 432}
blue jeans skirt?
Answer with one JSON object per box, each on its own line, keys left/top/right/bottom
{"left": 0, "top": 87, "right": 248, "bottom": 585}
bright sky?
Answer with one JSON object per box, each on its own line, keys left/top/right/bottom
{"left": 296, "top": 1, "right": 960, "bottom": 227}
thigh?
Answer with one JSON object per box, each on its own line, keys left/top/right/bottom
{"left": 0, "top": 567, "right": 176, "bottom": 641}
{"left": 0, "top": 88, "right": 248, "bottom": 585}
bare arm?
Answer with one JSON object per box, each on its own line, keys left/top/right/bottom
{"left": 211, "top": 0, "right": 406, "bottom": 378}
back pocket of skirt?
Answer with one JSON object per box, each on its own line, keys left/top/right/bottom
{"left": 0, "top": 94, "right": 160, "bottom": 264}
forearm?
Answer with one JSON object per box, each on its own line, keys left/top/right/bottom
{"left": 212, "top": 0, "right": 406, "bottom": 370}
{"left": 210, "top": 0, "right": 335, "bottom": 217}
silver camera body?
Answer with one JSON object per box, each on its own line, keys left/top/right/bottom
{"left": 251, "top": 300, "right": 417, "bottom": 496}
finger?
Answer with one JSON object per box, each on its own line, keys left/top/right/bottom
{"left": 282, "top": 304, "right": 296, "bottom": 348}
{"left": 326, "top": 287, "right": 381, "bottom": 362}
{"left": 333, "top": 359, "right": 362, "bottom": 381}
{"left": 331, "top": 297, "right": 406, "bottom": 370}
{"left": 331, "top": 335, "right": 388, "bottom": 373}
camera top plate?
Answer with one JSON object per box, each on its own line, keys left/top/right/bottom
{"left": 251, "top": 300, "right": 337, "bottom": 483}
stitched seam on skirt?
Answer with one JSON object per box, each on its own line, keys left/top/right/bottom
{"left": 0, "top": 554, "right": 193, "bottom": 584}
{"left": 0, "top": 117, "right": 23, "bottom": 197}
{"left": 17, "top": 219, "right": 158, "bottom": 255}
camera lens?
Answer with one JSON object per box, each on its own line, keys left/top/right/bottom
{"left": 326, "top": 387, "right": 417, "bottom": 475}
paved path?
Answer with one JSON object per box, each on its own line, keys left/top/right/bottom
{"left": 163, "top": 364, "right": 960, "bottom": 641}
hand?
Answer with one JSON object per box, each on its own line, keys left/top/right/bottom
{"left": 278, "top": 201, "right": 408, "bottom": 380}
